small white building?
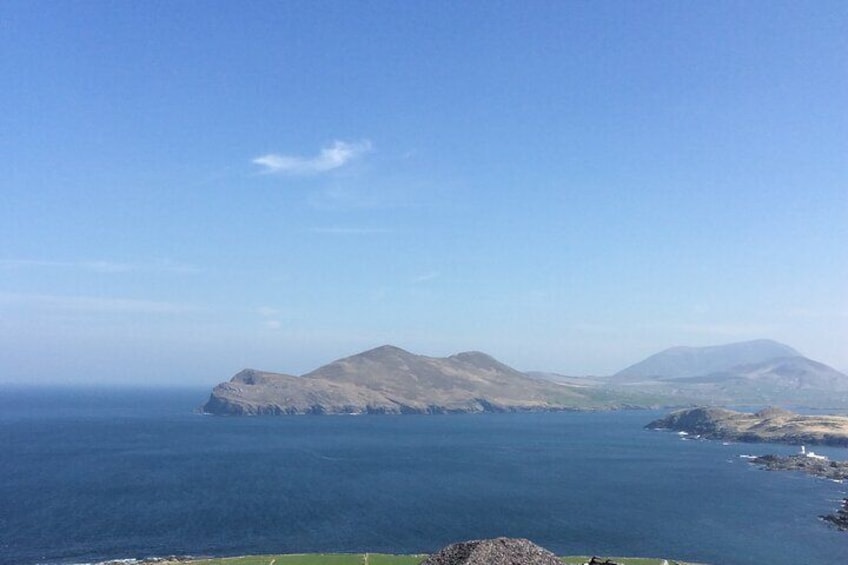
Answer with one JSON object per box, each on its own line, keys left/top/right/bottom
{"left": 800, "top": 445, "right": 828, "bottom": 460}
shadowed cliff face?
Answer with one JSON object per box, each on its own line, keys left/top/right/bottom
{"left": 202, "top": 345, "right": 622, "bottom": 416}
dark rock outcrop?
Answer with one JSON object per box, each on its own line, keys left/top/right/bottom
{"left": 99, "top": 557, "right": 197, "bottom": 565}
{"left": 746, "top": 452, "right": 848, "bottom": 534}
{"left": 822, "top": 499, "right": 848, "bottom": 531}
{"left": 750, "top": 454, "right": 848, "bottom": 480}
{"left": 420, "top": 537, "right": 562, "bottom": 565}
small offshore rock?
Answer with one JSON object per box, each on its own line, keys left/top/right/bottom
{"left": 821, "top": 498, "right": 848, "bottom": 531}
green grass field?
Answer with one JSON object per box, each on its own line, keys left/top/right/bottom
{"left": 186, "top": 553, "right": 690, "bottom": 565}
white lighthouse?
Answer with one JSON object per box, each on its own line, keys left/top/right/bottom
{"left": 800, "top": 445, "right": 828, "bottom": 460}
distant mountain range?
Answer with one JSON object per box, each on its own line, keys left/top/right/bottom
{"left": 203, "top": 345, "right": 654, "bottom": 415}
{"left": 605, "top": 339, "right": 848, "bottom": 408}
{"left": 612, "top": 339, "right": 800, "bottom": 381}
{"left": 203, "top": 340, "right": 848, "bottom": 415}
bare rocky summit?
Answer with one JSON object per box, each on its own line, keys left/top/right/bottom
{"left": 646, "top": 406, "right": 848, "bottom": 446}
{"left": 421, "top": 537, "right": 562, "bottom": 565}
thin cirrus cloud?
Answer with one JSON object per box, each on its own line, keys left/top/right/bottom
{"left": 411, "top": 271, "right": 440, "bottom": 284}
{"left": 257, "top": 306, "right": 282, "bottom": 331}
{"left": 0, "top": 259, "right": 199, "bottom": 274}
{"left": 0, "top": 292, "right": 194, "bottom": 315}
{"left": 253, "top": 140, "right": 372, "bottom": 175}
{"left": 309, "top": 227, "right": 392, "bottom": 235}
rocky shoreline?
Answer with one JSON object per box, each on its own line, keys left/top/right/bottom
{"left": 748, "top": 453, "right": 848, "bottom": 481}
{"left": 646, "top": 406, "right": 848, "bottom": 446}
{"left": 80, "top": 547, "right": 686, "bottom": 565}
{"left": 821, "top": 499, "right": 848, "bottom": 531}
{"left": 746, "top": 453, "right": 848, "bottom": 532}
{"left": 98, "top": 557, "right": 199, "bottom": 565}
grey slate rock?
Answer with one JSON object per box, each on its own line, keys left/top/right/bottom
{"left": 421, "top": 537, "right": 563, "bottom": 565}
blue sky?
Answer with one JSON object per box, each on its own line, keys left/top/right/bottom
{"left": 1, "top": 1, "right": 846, "bottom": 385}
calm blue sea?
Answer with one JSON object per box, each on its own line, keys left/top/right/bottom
{"left": 1, "top": 387, "right": 846, "bottom": 565}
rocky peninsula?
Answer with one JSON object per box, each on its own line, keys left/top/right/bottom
{"left": 203, "top": 339, "right": 848, "bottom": 415}
{"left": 749, "top": 453, "right": 848, "bottom": 481}
{"left": 746, "top": 454, "right": 848, "bottom": 531}
{"left": 203, "top": 345, "right": 648, "bottom": 415}
{"left": 646, "top": 406, "right": 848, "bottom": 446}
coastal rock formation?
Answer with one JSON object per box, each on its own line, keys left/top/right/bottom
{"left": 750, "top": 453, "right": 848, "bottom": 481}
{"left": 421, "top": 537, "right": 563, "bottom": 565}
{"left": 822, "top": 499, "right": 848, "bottom": 531}
{"left": 99, "top": 557, "right": 196, "bottom": 565}
{"left": 746, "top": 453, "right": 848, "bottom": 533}
{"left": 205, "top": 339, "right": 848, "bottom": 415}
{"left": 203, "top": 345, "right": 624, "bottom": 415}
{"left": 646, "top": 406, "right": 848, "bottom": 446}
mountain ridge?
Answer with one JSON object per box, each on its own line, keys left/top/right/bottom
{"left": 203, "top": 346, "right": 646, "bottom": 415}
{"left": 203, "top": 339, "right": 848, "bottom": 415}
{"left": 613, "top": 339, "right": 800, "bottom": 381}
{"left": 606, "top": 339, "right": 848, "bottom": 408}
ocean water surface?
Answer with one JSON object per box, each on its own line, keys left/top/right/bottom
{"left": 1, "top": 387, "right": 846, "bottom": 565}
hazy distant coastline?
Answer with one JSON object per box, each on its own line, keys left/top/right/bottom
{"left": 202, "top": 345, "right": 645, "bottom": 415}
{"left": 203, "top": 339, "right": 848, "bottom": 416}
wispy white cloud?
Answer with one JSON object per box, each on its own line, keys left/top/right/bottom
{"left": 253, "top": 139, "right": 372, "bottom": 175}
{"left": 0, "top": 259, "right": 199, "bottom": 274}
{"left": 257, "top": 306, "right": 282, "bottom": 331}
{"left": 411, "top": 271, "right": 440, "bottom": 284}
{"left": 0, "top": 292, "right": 194, "bottom": 314}
{"left": 785, "top": 307, "right": 848, "bottom": 319}
{"left": 309, "top": 227, "right": 392, "bottom": 235}
{"left": 256, "top": 306, "right": 280, "bottom": 318}
{"left": 664, "top": 322, "right": 780, "bottom": 337}
{"left": 307, "top": 179, "right": 422, "bottom": 210}
{"left": 307, "top": 184, "right": 381, "bottom": 210}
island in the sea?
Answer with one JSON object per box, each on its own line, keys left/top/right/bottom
{"left": 202, "top": 345, "right": 659, "bottom": 415}
{"left": 646, "top": 406, "right": 848, "bottom": 446}
{"left": 204, "top": 339, "right": 848, "bottom": 415}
